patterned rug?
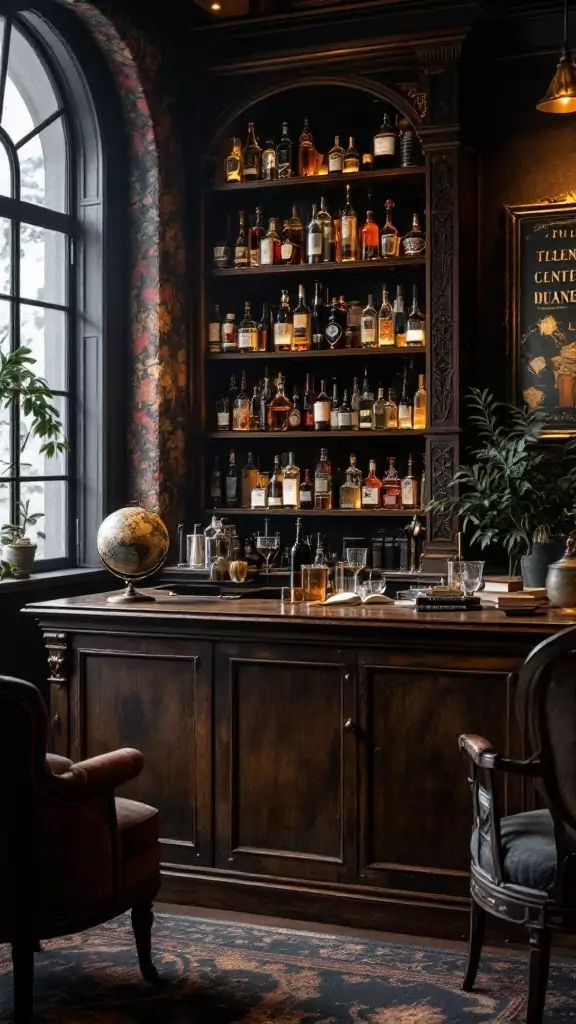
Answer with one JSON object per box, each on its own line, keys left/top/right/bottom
{"left": 0, "top": 913, "right": 575, "bottom": 1022}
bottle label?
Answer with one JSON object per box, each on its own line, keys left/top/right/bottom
{"left": 330, "top": 409, "right": 338, "bottom": 429}
{"left": 232, "top": 407, "right": 250, "bottom": 431}
{"left": 359, "top": 410, "right": 373, "bottom": 429}
{"left": 238, "top": 328, "right": 258, "bottom": 351}
{"left": 341, "top": 215, "right": 356, "bottom": 243}
{"left": 329, "top": 151, "right": 343, "bottom": 172}
{"left": 293, "top": 313, "right": 310, "bottom": 340}
{"left": 251, "top": 487, "right": 267, "bottom": 508}
{"left": 262, "top": 152, "right": 276, "bottom": 173}
{"left": 234, "top": 246, "right": 248, "bottom": 265}
{"left": 260, "top": 239, "right": 274, "bottom": 265}
{"left": 280, "top": 241, "right": 293, "bottom": 262}
{"left": 283, "top": 479, "right": 298, "bottom": 505}
{"left": 217, "top": 412, "right": 230, "bottom": 429}
{"left": 274, "top": 323, "right": 293, "bottom": 348}
{"left": 225, "top": 478, "right": 237, "bottom": 500}
{"left": 307, "top": 233, "right": 322, "bottom": 257}
{"left": 314, "top": 400, "right": 331, "bottom": 424}
{"left": 351, "top": 410, "right": 359, "bottom": 429}
{"left": 361, "top": 318, "right": 376, "bottom": 345}
{"left": 300, "top": 488, "right": 313, "bottom": 506}
{"left": 383, "top": 491, "right": 399, "bottom": 507}
{"left": 315, "top": 478, "right": 329, "bottom": 493}
{"left": 337, "top": 411, "right": 352, "bottom": 428}
{"left": 268, "top": 496, "right": 283, "bottom": 508}
{"left": 381, "top": 235, "right": 399, "bottom": 257}
{"left": 288, "top": 407, "right": 301, "bottom": 428}
{"left": 340, "top": 491, "right": 356, "bottom": 509}
{"left": 209, "top": 322, "right": 220, "bottom": 343}
{"left": 401, "top": 480, "right": 417, "bottom": 506}
{"left": 222, "top": 325, "right": 237, "bottom": 350}
{"left": 406, "top": 328, "right": 425, "bottom": 345}
{"left": 374, "top": 134, "right": 396, "bottom": 157}
{"left": 325, "top": 322, "right": 342, "bottom": 344}
{"left": 249, "top": 248, "right": 260, "bottom": 268}
{"left": 362, "top": 486, "right": 380, "bottom": 506}
{"left": 213, "top": 245, "right": 228, "bottom": 264}
{"left": 403, "top": 236, "right": 426, "bottom": 256}
{"left": 378, "top": 321, "right": 394, "bottom": 345}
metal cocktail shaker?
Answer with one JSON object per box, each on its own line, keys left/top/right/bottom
{"left": 187, "top": 524, "right": 205, "bottom": 568}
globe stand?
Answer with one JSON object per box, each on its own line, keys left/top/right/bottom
{"left": 107, "top": 580, "right": 156, "bottom": 604}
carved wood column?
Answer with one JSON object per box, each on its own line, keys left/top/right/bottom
{"left": 44, "top": 632, "right": 69, "bottom": 758}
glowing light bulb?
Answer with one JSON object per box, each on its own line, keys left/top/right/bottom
{"left": 211, "top": 2, "right": 221, "bottom": 8}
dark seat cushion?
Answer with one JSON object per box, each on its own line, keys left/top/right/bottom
{"left": 115, "top": 796, "right": 159, "bottom": 858}
{"left": 472, "top": 809, "right": 558, "bottom": 892}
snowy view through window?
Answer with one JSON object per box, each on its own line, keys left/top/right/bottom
{"left": 0, "top": 18, "right": 70, "bottom": 561}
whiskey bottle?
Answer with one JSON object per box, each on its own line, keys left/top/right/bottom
{"left": 304, "top": 373, "right": 316, "bottom": 430}
{"left": 420, "top": 453, "right": 429, "bottom": 505}
{"left": 268, "top": 455, "right": 284, "bottom": 508}
{"left": 213, "top": 215, "right": 232, "bottom": 269}
{"left": 241, "top": 452, "right": 259, "bottom": 507}
{"left": 317, "top": 196, "right": 334, "bottom": 262}
{"left": 283, "top": 452, "right": 301, "bottom": 509}
{"left": 307, "top": 204, "right": 323, "bottom": 264}
{"left": 208, "top": 303, "right": 221, "bottom": 352}
{"left": 381, "top": 456, "right": 402, "bottom": 510}
{"left": 234, "top": 211, "right": 249, "bottom": 268}
{"left": 330, "top": 380, "right": 339, "bottom": 430}
{"left": 328, "top": 134, "right": 344, "bottom": 174}
{"left": 413, "top": 373, "right": 427, "bottom": 429}
{"left": 242, "top": 122, "right": 261, "bottom": 181}
{"left": 362, "top": 459, "right": 383, "bottom": 509}
{"left": 225, "top": 137, "right": 242, "bottom": 183}
{"left": 228, "top": 373, "right": 239, "bottom": 410}
{"left": 361, "top": 196, "right": 379, "bottom": 260}
{"left": 340, "top": 454, "right": 362, "bottom": 509}
{"left": 210, "top": 456, "right": 223, "bottom": 507}
{"left": 373, "top": 386, "right": 386, "bottom": 430}
{"left": 337, "top": 389, "right": 352, "bottom": 430}
{"left": 399, "top": 119, "right": 420, "bottom": 168}
{"left": 250, "top": 383, "right": 261, "bottom": 431}
{"left": 362, "top": 150, "right": 374, "bottom": 172}
{"left": 381, "top": 199, "right": 400, "bottom": 258}
{"left": 343, "top": 136, "right": 359, "bottom": 173}
{"left": 293, "top": 283, "right": 311, "bottom": 351}
{"left": 248, "top": 205, "right": 265, "bottom": 267}
{"left": 261, "top": 138, "right": 277, "bottom": 180}
{"left": 314, "top": 379, "right": 331, "bottom": 431}
{"left": 360, "top": 294, "right": 378, "bottom": 349}
{"left": 216, "top": 394, "right": 230, "bottom": 431}
{"left": 393, "top": 285, "right": 406, "bottom": 347}
{"left": 406, "top": 285, "right": 426, "bottom": 346}
{"left": 324, "top": 297, "right": 345, "bottom": 349}
{"left": 259, "top": 372, "right": 272, "bottom": 431}
{"left": 341, "top": 184, "right": 358, "bottom": 262}
{"left": 333, "top": 215, "right": 342, "bottom": 263}
{"left": 260, "top": 217, "right": 281, "bottom": 266}
{"left": 288, "top": 386, "right": 302, "bottom": 430}
{"left": 384, "top": 388, "right": 399, "bottom": 429}
{"left": 290, "top": 516, "right": 310, "bottom": 590}
{"left": 276, "top": 122, "right": 293, "bottom": 178}
{"left": 314, "top": 533, "right": 328, "bottom": 566}
{"left": 351, "top": 377, "right": 360, "bottom": 430}
{"left": 402, "top": 213, "right": 426, "bottom": 257}
{"left": 251, "top": 472, "right": 268, "bottom": 509}
{"left": 311, "top": 281, "right": 326, "bottom": 349}
{"left": 398, "top": 365, "right": 413, "bottom": 429}
{"left": 221, "top": 312, "right": 238, "bottom": 353}
{"left": 288, "top": 202, "right": 304, "bottom": 248}
{"left": 232, "top": 371, "right": 250, "bottom": 431}
{"left": 314, "top": 448, "right": 332, "bottom": 510}
{"left": 238, "top": 300, "right": 259, "bottom": 351}
{"left": 274, "top": 289, "right": 293, "bottom": 351}
{"left": 225, "top": 449, "right": 239, "bottom": 507}
{"left": 347, "top": 300, "right": 362, "bottom": 348}
{"left": 401, "top": 454, "right": 419, "bottom": 509}
{"left": 378, "top": 286, "right": 394, "bottom": 347}
{"left": 298, "top": 117, "right": 316, "bottom": 177}
{"left": 299, "top": 468, "right": 314, "bottom": 509}
{"left": 258, "top": 302, "right": 269, "bottom": 352}
{"left": 267, "top": 373, "right": 291, "bottom": 431}
{"left": 280, "top": 205, "right": 303, "bottom": 264}
{"left": 359, "top": 369, "right": 374, "bottom": 430}
{"left": 373, "top": 111, "right": 398, "bottom": 166}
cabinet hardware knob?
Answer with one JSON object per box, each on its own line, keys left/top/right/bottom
{"left": 344, "top": 718, "right": 355, "bottom": 733}
{"left": 344, "top": 673, "right": 351, "bottom": 682}
{"left": 52, "top": 713, "right": 61, "bottom": 733}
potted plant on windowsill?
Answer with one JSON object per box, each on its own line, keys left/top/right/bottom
{"left": 1, "top": 500, "right": 45, "bottom": 578}
{"left": 427, "top": 389, "right": 576, "bottom": 584}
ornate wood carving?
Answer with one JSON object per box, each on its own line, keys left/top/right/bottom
{"left": 397, "top": 82, "right": 427, "bottom": 122}
{"left": 430, "top": 441, "right": 456, "bottom": 543}
{"left": 44, "top": 632, "right": 68, "bottom": 687}
{"left": 430, "top": 152, "right": 456, "bottom": 426}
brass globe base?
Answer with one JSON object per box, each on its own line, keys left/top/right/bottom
{"left": 107, "top": 581, "right": 157, "bottom": 604}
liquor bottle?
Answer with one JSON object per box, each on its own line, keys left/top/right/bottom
{"left": 241, "top": 452, "right": 259, "bottom": 507}
{"left": 210, "top": 456, "right": 223, "bottom": 507}
{"left": 420, "top": 453, "right": 429, "bottom": 506}
{"left": 276, "top": 122, "right": 293, "bottom": 178}
{"left": 359, "top": 369, "right": 374, "bottom": 430}
{"left": 362, "top": 149, "right": 374, "bottom": 171}
{"left": 341, "top": 184, "right": 358, "bottom": 262}
{"left": 399, "top": 119, "right": 420, "bottom": 168}
{"left": 402, "top": 213, "right": 426, "bottom": 257}
{"left": 380, "top": 199, "right": 400, "bottom": 258}
{"left": 274, "top": 289, "right": 293, "bottom": 350}
{"left": 234, "top": 211, "right": 249, "bottom": 268}
{"left": 325, "top": 297, "right": 345, "bottom": 349}
{"left": 317, "top": 196, "right": 334, "bottom": 262}
{"left": 238, "top": 301, "right": 259, "bottom": 351}
{"left": 251, "top": 472, "right": 268, "bottom": 509}
{"left": 328, "top": 134, "right": 344, "bottom": 174}
{"left": 339, "top": 454, "right": 362, "bottom": 510}
{"left": 361, "top": 202, "right": 379, "bottom": 261}
{"left": 293, "top": 283, "right": 311, "bottom": 351}
{"left": 362, "top": 459, "right": 383, "bottom": 509}
{"left": 381, "top": 456, "right": 402, "bottom": 510}
{"left": 373, "top": 111, "right": 398, "bottom": 166}
{"left": 360, "top": 294, "right": 378, "bottom": 349}
{"left": 314, "top": 533, "right": 328, "bottom": 565}
{"left": 333, "top": 215, "right": 342, "bottom": 263}
{"left": 267, "top": 373, "right": 291, "bottom": 431}
{"left": 216, "top": 394, "right": 230, "bottom": 431}
{"left": 208, "top": 303, "right": 221, "bottom": 352}
{"left": 261, "top": 138, "right": 277, "bottom": 180}
{"left": 298, "top": 117, "right": 316, "bottom": 176}
{"left": 228, "top": 373, "right": 239, "bottom": 411}
{"left": 287, "top": 201, "right": 304, "bottom": 252}
{"left": 299, "top": 468, "right": 314, "bottom": 509}
{"left": 260, "top": 217, "right": 281, "bottom": 266}
{"left": 248, "top": 205, "right": 265, "bottom": 267}
{"left": 258, "top": 302, "right": 269, "bottom": 352}
{"left": 311, "top": 281, "right": 326, "bottom": 349}
{"left": 232, "top": 371, "right": 251, "bottom": 431}
{"left": 290, "top": 516, "right": 309, "bottom": 590}
{"left": 221, "top": 312, "right": 238, "bottom": 353}
{"left": 259, "top": 372, "right": 272, "bottom": 431}
{"left": 378, "top": 286, "right": 394, "bottom": 347}
{"left": 346, "top": 301, "right": 362, "bottom": 348}
{"left": 337, "top": 389, "right": 352, "bottom": 430}
{"left": 225, "top": 137, "right": 242, "bottom": 183}
{"left": 398, "top": 366, "right": 413, "bottom": 429}
{"left": 278, "top": 221, "right": 296, "bottom": 265}
{"left": 393, "top": 285, "right": 406, "bottom": 347}
{"left": 225, "top": 449, "right": 239, "bottom": 507}
{"left": 304, "top": 373, "right": 315, "bottom": 430}
{"left": 250, "top": 383, "right": 261, "bottom": 431}
{"left": 373, "top": 386, "right": 386, "bottom": 429}
{"left": 413, "top": 373, "right": 427, "bottom": 429}
{"left": 314, "top": 379, "right": 331, "bottom": 431}
{"left": 283, "top": 452, "right": 301, "bottom": 508}
{"left": 307, "top": 204, "right": 323, "bottom": 264}
{"left": 330, "top": 380, "right": 339, "bottom": 430}
{"left": 288, "top": 386, "right": 302, "bottom": 429}
{"left": 401, "top": 454, "right": 419, "bottom": 509}
{"left": 314, "top": 448, "right": 332, "bottom": 510}
{"left": 213, "top": 215, "right": 232, "bottom": 269}
{"left": 268, "top": 455, "right": 284, "bottom": 508}
{"left": 242, "top": 122, "right": 261, "bottom": 181}
{"left": 406, "top": 285, "right": 426, "bottom": 346}
{"left": 384, "top": 387, "right": 399, "bottom": 429}
{"left": 351, "top": 377, "right": 360, "bottom": 430}
{"left": 343, "top": 136, "right": 359, "bottom": 174}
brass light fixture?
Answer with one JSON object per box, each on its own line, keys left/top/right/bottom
{"left": 537, "top": 0, "right": 576, "bottom": 113}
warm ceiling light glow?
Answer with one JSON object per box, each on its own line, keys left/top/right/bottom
{"left": 211, "top": 3, "right": 221, "bottom": 8}
{"left": 538, "top": 0, "right": 576, "bottom": 113}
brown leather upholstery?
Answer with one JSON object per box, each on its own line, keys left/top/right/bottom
{"left": 46, "top": 753, "right": 73, "bottom": 775}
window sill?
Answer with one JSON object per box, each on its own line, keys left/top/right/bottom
{"left": 0, "top": 567, "right": 108, "bottom": 597}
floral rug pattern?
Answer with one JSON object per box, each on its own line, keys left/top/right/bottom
{"left": 0, "top": 914, "right": 575, "bottom": 1022}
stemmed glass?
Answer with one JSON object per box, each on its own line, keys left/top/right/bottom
{"left": 448, "top": 560, "right": 484, "bottom": 596}
{"left": 256, "top": 532, "right": 280, "bottom": 576}
{"left": 346, "top": 547, "right": 368, "bottom": 594}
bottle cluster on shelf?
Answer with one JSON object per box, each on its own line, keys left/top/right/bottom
{"left": 223, "top": 112, "right": 421, "bottom": 183}
{"left": 216, "top": 366, "right": 426, "bottom": 432}
{"left": 209, "top": 283, "right": 425, "bottom": 353}
{"left": 211, "top": 449, "right": 426, "bottom": 512}
{"left": 213, "top": 193, "right": 425, "bottom": 269}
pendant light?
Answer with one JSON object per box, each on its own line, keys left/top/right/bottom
{"left": 537, "top": 0, "right": 576, "bottom": 113}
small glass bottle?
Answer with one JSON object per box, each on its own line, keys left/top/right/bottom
{"left": 307, "top": 204, "right": 323, "bottom": 264}
{"left": 330, "top": 380, "right": 339, "bottom": 430}
{"left": 339, "top": 454, "right": 362, "bottom": 510}
{"left": 280, "top": 220, "right": 300, "bottom": 265}
{"left": 221, "top": 312, "right": 238, "bottom": 353}
{"left": 259, "top": 373, "right": 272, "bottom": 432}
{"left": 238, "top": 301, "right": 259, "bottom": 352}
{"left": 314, "top": 379, "right": 331, "bottom": 431}
{"left": 314, "top": 448, "right": 332, "bottom": 510}
{"left": 359, "top": 370, "right": 374, "bottom": 430}
{"left": 299, "top": 468, "right": 314, "bottom": 509}
{"left": 268, "top": 455, "right": 284, "bottom": 508}
{"left": 258, "top": 302, "right": 269, "bottom": 352}
{"left": 232, "top": 372, "right": 250, "bottom": 431}
{"left": 406, "top": 285, "right": 426, "bottom": 346}
{"left": 401, "top": 454, "right": 419, "bottom": 509}
{"left": 241, "top": 452, "right": 259, "bottom": 508}
{"left": 298, "top": 117, "right": 316, "bottom": 176}
{"left": 304, "top": 373, "right": 316, "bottom": 430}
{"left": 373, "top": 111, "right": 398, "bottom": 166}
{"left": 328, "top": 134, "right": 344, "bottom": 174}
{"left": 351, "top": 377, "right": 360, "bottom": 430}
{"left": 216, "top": 394, "right": 230, "bottom": 431}
{"left": 398, "top": 366, "right": 413, "bottom": 429}
{"left": 380, "top": 199, "right": 400, "bottom": 258}
{"left": 267, "top": 373, "right": 291, "bottom": 431}
{"left": 225, "top": 138, "right": 242, "bottom": 183}
{"left": 212, "top": 215, "right": 232, "bottom": 269}
{"left": 251, "top": 471, "right": 269, "bottom": 509}
{"left": 274, "top": 289, "right": 293, "bottom": 351}
{"left": 260, "top": 217, "right": 281, "bottom": 266}
{"left": 402, "top": 213, "right": 426, "bottom": 257}
{"left": 248, "top": 205, "right": 265, "bottom": 267}
{"left": 360, "top": 294, "right": 378, "bottom": 349}
{"left": 225, "top": 449, "right": 239, "bottom": 507}
{"left": 362, "top": 459, "right": 382, "bottom": 509}
{"left": 283, "top": 452, "right": 301, "bottom": 509}
{"left": 346, "top": 300, "right": 362, "bottom": 349}
{"left": 373, "top": 386, "right": 386, "bottom": 430}
{"left": 378, "top": 287, "right": 394, "bottom": 347}
{"left": 361, "top": 196, "right": 379, "bottom": 260}
{"left": 381, "top": 456, "right": 402, "bottom": 510}
{"left": 413, "top": 373, "right": 427, "bottom": 429}
{"left": 324, "top": 297, "right": 345, "bottom": 349}
{"left": 341, "top": 184, "right": 358, "bottom": 262}
{"left": 383, "top": 387, "right": 399, "bottom": 429}
{"left": 287, "top": 202, "right": 304, "bottom": 251}
{"left": 261, "top": 139, "right": 277, "bottom": 180}
{"left": 288, "top": 386, "right": 302, "bottom": 429}
{"left": 210, "top": 456, "right": 224, "bottom": 507}
{"left": 208, "top": 303, "right": 221, "bottom": 353}
{"left": 337, "top": 389, "right": 352, "bottom": 430}
{"left": 242, "top": 122, "right": 261, "bottom": 181}
{"left": 317, "top": 196, "right": 334, "bottom": 262}
{"left": 393, "top": 285, "right": 406, "bottom": 347}
{"left": 292, "top": 283, "right": 311, "bottom": 351}
{"left": 399, "top": 119, "right": 420, "bottom": 168}
{"left": 276, "top": 122, "right": 293, "bottom": 178}
{"left": 343, "top": 136, "right": 360, "bottom": 173}
{"left": 233, "top": 211, "right": 249, "bottom": 268}
{"left": 250, "top": 383, "right": 261, "bottom": 431}
{"left": 311, "top": 281, "right": 326, "bottom": 349}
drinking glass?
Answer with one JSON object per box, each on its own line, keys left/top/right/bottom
{"left": 302, "top": 565, "right": 328, "bottom": 603}
{"left": 256, "top": 532, "right": 280, "bottom": 576}
{"left": 335, "top": 562, "right": 356, "bottom": 594}
{"left": 448, "top": 560, "right": 485, "bottom": 596}
{"left": 346, "top": 547, "right": 368, "bottom": 593}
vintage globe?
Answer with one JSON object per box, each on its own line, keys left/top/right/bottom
{"left": 97, "top": 506, "right": 169, "bottom": 603}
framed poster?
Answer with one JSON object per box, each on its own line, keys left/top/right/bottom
{"left": 506, "top": 200, "right": 576, "bottom": 436}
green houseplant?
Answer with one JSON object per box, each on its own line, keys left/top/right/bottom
{"left": 427, "top": 388, "right": 576, "bottom": 581}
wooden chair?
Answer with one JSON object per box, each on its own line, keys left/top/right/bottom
{"left": 459, "top": 624, "right": 576, "bottom": 1024}
{"left": 0, "top": 674, "right": 161, "bottom": 1023}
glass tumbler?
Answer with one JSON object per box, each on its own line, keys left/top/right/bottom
{"left": 301, "top": 565, "right": 328, "bottom": 603}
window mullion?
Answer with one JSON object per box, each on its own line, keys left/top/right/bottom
{"left": 11, "top": 215, "right": 20, "bottom": 524}
{"left": 0, "top": 17, "right": 11, "bottom": 124}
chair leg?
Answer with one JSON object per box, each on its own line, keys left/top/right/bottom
{"left": 462, "top": 898, "right": 486, "bottom": 992}
{"left": 11, "top": 941, "right": 34, "bottom": 1024}
{"left": 131, "top": 900, "right": 160, "bottom": 984}
{"left": 526, "top": 927, "right": 551, "bottom": 1024}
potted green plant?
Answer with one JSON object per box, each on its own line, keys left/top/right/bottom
{"left": 427, "top": 389, "right": 576, "bottom": 584}
{"left": 1, "top": 500, "right": 45, "bottom": 577}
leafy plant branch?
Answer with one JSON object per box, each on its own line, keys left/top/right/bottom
{"left": 0, "top": 346, "right": 68, "bottom": 468}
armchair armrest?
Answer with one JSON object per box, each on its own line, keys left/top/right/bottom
{"left": 48, "top": 748, "right": 144, "bottom": 799}
{"left": 459, "top": 733, "right": 541, "bottom": 776}
{"left": 459, "top": 733, "right": 494, "bottom": 765}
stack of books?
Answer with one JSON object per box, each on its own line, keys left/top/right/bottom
{"left": 415, "top": 590, "right": 482, "bottom": 612}
{"left": 480, "top": 576, "right": 549, "bottom": 613}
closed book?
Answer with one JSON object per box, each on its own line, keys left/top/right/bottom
{"left": 482, "top": 576, "right": 524, "bottom": 593}
{"left": 416, "top": 594, "right": 480, "bottom": 606}
{"left": 416, "top": 596, "right": 480, "bottom": 609}
{"left": 415, "top": 599, "right": 482, "bottom": 612}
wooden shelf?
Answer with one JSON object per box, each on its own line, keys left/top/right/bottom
{"left": 209, "top": 166, "right": 425, "bottom": 193}
{"left": 207, "top": 347, "right": 427, "bottom": 361}
{"left": 210, "top": 256, "right": 425, "bottom": 278}
{"left": 208, "top": 429, "right": 426, "bottom": 439}
{"left": 204, "top": 507, "right": 425, "bottom": 517}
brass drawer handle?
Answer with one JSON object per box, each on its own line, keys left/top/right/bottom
{"left": 344, "top": 718, "right": 355, "bottom": 733}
